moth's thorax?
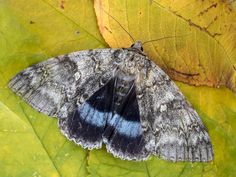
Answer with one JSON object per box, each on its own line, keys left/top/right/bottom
{"left": 113, "top": 48, "right": 149, "bottom": 75}
{"left": 113, "top": 71, "right": 135, "bottom": 112}
{"left": 131, "top": 41, "right": 143, "bottom": 51}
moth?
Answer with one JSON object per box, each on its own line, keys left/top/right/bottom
{"left": 8, "top": 41, "right": 213, "bottom": 162}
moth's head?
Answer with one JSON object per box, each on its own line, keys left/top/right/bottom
{"left": 130, "top": 41, "right": 143, "bottom": 52}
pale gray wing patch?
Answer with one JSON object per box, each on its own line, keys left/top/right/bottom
{"left": 8, "top": 49, "right": 116, "bottom": 118}
{"left": 136, "top": 61, "right": 213, "bottom": 162}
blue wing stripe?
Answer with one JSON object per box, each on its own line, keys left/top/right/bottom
{"left": 79, "top": 102, "right": 141, "bottom": 138}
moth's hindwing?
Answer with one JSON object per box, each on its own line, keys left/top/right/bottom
{"left": 59, "top": 71, "right": 149, "bottom": 160}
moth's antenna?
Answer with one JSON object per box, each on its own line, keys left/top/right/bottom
{"left": 103, "top": 10, "right": 135, "bottom": 43}
{"left": 142, "top": 34, "right": 189, "bottom": 45}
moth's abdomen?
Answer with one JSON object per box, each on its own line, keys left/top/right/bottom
{"left": 113, "top": 72, "right": 135, "bottom": 111}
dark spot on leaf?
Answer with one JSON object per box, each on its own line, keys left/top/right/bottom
{"left": 198, "top": 3, "right": 217, "bottom": 16}
{"left": 233, "top": 65, "right": 236, "bottom": 71}
{"left": 104, "top": 26, "right": 112, "bottom": 33}
{"left": 29, "top": 21, "right": 35, "bottom": 24}
{"left": 205, "top": 16, "right": 218, "bottom": 29}
{"left": 187, "top": 19, "right": 221, "bottom": 37}
{"left": 60, "top": 0, "right": 65, "bottom": 9}
{"left": 170, "top": 68, "right": 200, "bottom": 77}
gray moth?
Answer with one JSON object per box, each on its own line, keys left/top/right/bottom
{"left": 8, "top": 41, "right": 213, "bottom": 162}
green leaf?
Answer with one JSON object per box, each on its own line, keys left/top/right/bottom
{"left": 0, "top": 101, "right": 59, "bottom": 177}
{"left": 0, "top": 0, "right": 105, "bottom": 176}
{"left": 1, "top": 0, "right": 236, "bottom": 177}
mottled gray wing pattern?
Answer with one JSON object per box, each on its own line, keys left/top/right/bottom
{"left": 136, "top": 61, "right": 213, "bottom": 162}
{"left": 8, "top": 41, "right": 213, "bottom": 162}
{"left": 8, "top": 49, "right": 117, "bottom": 118}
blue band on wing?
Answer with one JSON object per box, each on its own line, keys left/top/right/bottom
{"left": 78, "top": 102, "right": 141, "bottom": 138}
{"left": 67, "top": 104, "right": 105, "bottom": 145}
{"left": 79, "top": 102, "right": 106, "bottom": 127}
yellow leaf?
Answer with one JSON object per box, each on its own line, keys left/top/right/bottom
{"left": 94, "top": 0, "right": 236, "bottom": 92}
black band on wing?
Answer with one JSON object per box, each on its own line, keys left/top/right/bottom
{"left": 85, "top": 77, "right": 115, "bottom": 113}
{"left": 118, "top": 81, "right": 140, "bottom": 121}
